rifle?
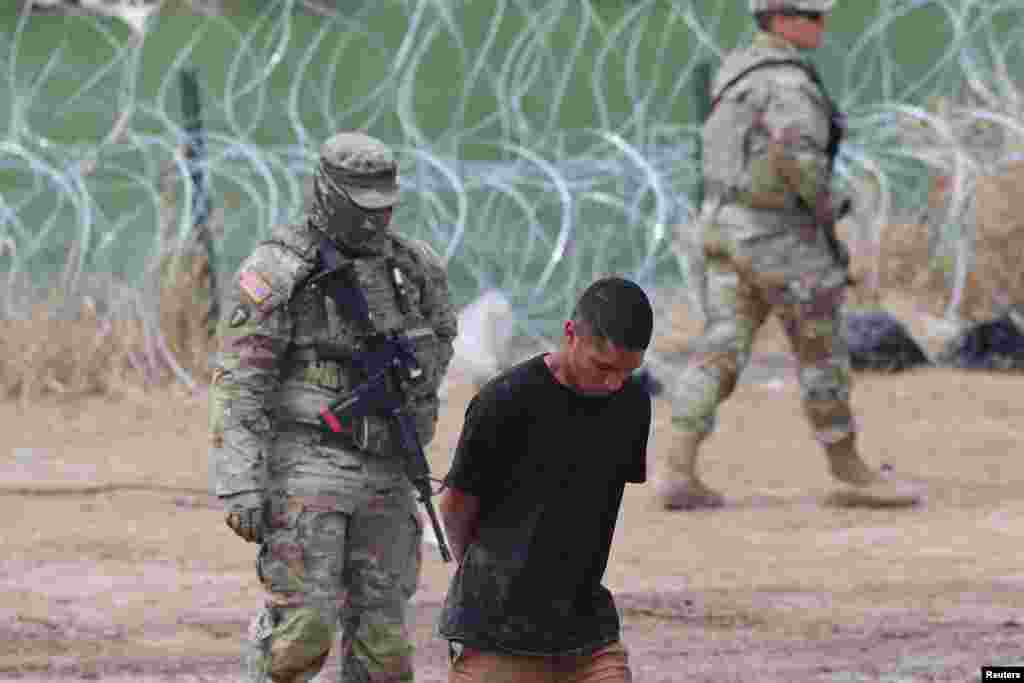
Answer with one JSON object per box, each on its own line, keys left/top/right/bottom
{"left": 824, "top": 197, "right": 853, "bottom": 272}
{"left": 317, "top": 332, "right": 452, "bottom": 563}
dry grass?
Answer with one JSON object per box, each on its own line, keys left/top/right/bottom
{"left": 0, "top": 247, "right": 215, "bottom": 402}
{"left": 0, "top": 298, "right": 146, "bottom": 400}
{"left": 970, "top": 162, "right": 1024, "bottom": 316}
{"left": 3, "top": 154, "right": 1024, "bottom": 402}
{"left": 156, "top": 246, "right": 217, "bottom": 385}
{"left": 840, "top": 162, "right": 1024, "bottom": 321}
{"left": 0, "top": 149, "right": 222, "bottom": 402}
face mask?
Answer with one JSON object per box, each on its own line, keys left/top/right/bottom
{"left": 311, "top": 170, "right": 393, "bottom": 252}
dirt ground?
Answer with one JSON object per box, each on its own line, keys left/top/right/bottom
{"left": 1, "top": 294, "right": 1023, "bottom": 682}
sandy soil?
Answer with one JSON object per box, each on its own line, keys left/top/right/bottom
{"left": 1, "top": 294, "right": 1022, "bottom": 682}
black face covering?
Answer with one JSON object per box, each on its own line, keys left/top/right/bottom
{"left": 310, "top": 167, "right": 392, "bottom": 254}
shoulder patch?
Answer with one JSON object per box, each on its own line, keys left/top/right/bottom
{"left": 239, "top": 271, "right": 272, "bottom": 306}
{"left": 235, "top": 241, "right": 318, "bottom": 316}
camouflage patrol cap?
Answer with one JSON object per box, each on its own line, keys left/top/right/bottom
{"left": 750, "top": 0, "right": 836, "bottom": 13}
{"left": 318, "top": 132, "right": 399, "bottom": 209}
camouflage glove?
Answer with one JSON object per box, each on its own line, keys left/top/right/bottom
{"left": 223, "top": 491, "right": 266, "bottom": 544}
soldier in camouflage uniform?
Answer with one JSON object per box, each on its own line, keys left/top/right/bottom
{"left": 658, "top": 0, "right": 922, "bottom": 510}
{"left": 209, "top": 132, "right": 457, "bottom": 682}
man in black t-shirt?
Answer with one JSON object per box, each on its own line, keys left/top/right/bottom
{"left": 438, "top": 277, "right": 654, "bottom": 683}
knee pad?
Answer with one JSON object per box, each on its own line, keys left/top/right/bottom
{"left": 342, "top": 614, "right": 415, "bottom": 683}
{"left": 259, "top": 606, "right": 336, "bottom": 683}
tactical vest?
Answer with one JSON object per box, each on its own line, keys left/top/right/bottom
{"left": 712, "top": 58, "right": 844, "bottom": 170}
{"left": 273, "top": 234, "right": 446, "bottom": 456}
{"left": 702, "top": 49, "right": 841, "bottom": 202}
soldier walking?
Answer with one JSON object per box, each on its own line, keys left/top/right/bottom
{"left": 658, "top": 0, "right": 922, "bottom": 510}
{"left": 209, "top": 132, "right": 457, "bottom": 682}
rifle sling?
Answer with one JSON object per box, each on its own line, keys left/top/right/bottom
{"left": 710, "top": 58, "right": 843, "bottom": 167}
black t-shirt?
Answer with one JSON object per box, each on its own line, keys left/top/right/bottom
{"left": 437, "top": 353, "right": 651, "bottom": 656}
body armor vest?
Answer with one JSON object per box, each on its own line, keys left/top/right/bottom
{"left": 274, "top": 233, "right": 445, "bottom": 454}
{"left": 702, "top": 44, "right": 838, "bottom": 197}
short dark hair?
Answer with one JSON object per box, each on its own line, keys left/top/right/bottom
{"left": 571, "top": 277, "right": 654, "bottom": 352}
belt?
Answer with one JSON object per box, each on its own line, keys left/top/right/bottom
{"left": 289, "top": 347, "right": 354, "bottom": 363}
{"left": 274, "top": 383, "right": 395, "bottom": 455}
{"left": 288, "top": 328, "right": 436, "bottom": 364}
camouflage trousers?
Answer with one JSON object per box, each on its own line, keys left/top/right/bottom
{"left": 245, "top": 425, "right": 423, "bottom": 683}
{"left": 672, "top": 253, "right": 856, "bottom": 445}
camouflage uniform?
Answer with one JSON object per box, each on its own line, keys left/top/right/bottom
{"left": 210, "top": 132, "right": 457, "bottom": 682}
{"left": 659, "top": 0, "right": 921, "bottom": 509}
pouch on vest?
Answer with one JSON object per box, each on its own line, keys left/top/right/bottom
{"left": 348, "top": 258, "right": 407, "bottom": 334}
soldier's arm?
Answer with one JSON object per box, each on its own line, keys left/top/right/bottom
{"left": 745, "top": 69, "right": 834, "bottom": 214}
{"left": 209, "top": 257, "right": 295, "bottom": 498}
{"left": 410, "top": 239, "right": 458, "bottom": 370}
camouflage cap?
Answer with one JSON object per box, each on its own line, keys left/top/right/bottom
{"left": 318, "top": 132, "right": 399, "bottom": 209}
{"left": 750, "top": 0, "right": 836, "bottom": 13}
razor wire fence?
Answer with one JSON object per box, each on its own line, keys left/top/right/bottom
{"left": 1, "top": 0, "right": 1023, "bottom": 346}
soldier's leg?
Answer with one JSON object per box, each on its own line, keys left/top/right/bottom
{"left": 339, "top": 484, "right": 422, "bottom": 683}
{"left": 776, "top": 287, "right": 921, "bottom": 507}
{"left": 660, "top": 259, "right": 770, "bottom": 510}
{"left": 244, "top": 492, "right": 350, "bottom": 683}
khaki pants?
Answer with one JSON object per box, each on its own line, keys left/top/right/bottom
{"left": 448, "top": 641, "right": 630, "bottom": 683}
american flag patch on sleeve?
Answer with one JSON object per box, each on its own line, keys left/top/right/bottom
{"left": 239, "top": 270, "right": 273, "bottom": 306}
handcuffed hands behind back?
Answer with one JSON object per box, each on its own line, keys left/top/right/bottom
{"left": 223, "top": 491, "right": 266, "bottom": 543}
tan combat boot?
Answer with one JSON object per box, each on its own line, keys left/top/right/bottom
{"left": 655, "top": 430, "right": 725, "bottom": 510}
{"left": 824, "top": 435, "right": 922, "bottom": 507}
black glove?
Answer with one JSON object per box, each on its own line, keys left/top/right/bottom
{"left": 223, "top": 491, "right": 265, "bottom": 544}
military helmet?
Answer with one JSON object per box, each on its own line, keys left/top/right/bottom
{"left": 317, "top": 132, "right": 399, "bottom": 210}
{"left": 750, "top": 0, "right": 836, "bottom": 13}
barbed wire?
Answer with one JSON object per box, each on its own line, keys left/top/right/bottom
{"left": 1, "top": 0, "right": 1022, "bottom": 335}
